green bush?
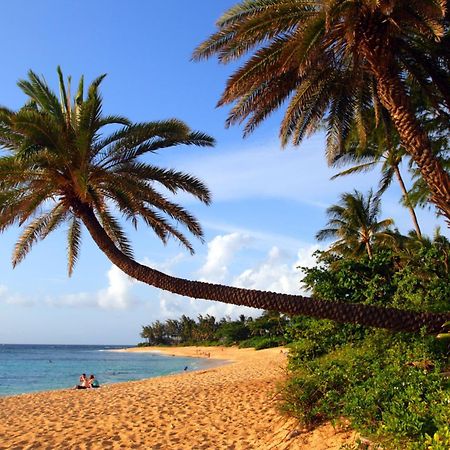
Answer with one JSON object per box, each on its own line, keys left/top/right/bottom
{"left": 301, "top": 249, "right": 450, "bottom": 313}
{"left": 282, "top": 331, "right": 449, "bottom": 448}
{"left": 285, "top": 316, "right": 367, "bottom": 364}
{"left": 239, "top": 336, "right": 284, "bottom": 350}
{"left": 412, "top": 425, "right": 450, "bottom": 450}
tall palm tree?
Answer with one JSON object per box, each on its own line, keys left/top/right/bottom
{"left": 316, "top": 190, "right": 394, "bottom": 259}
{"left": 0, "top": 69, "right": 448, "bottom": 334}
{"left": 193, "top": 0, "right": 450, "bottom": 223}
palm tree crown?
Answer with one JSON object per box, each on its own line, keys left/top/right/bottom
{"left": 193, "top": 0, "right": 450, "bottom": 222}
{"left": 316, "top": 190, "right": 394, "bottom": 259}
{"left": 0, "top": 68, "right": 214, "bottom": 275}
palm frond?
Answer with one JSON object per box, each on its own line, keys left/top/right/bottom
{"left": 67, "top": 215, "right": 82, "bottom": 276}
{"left": 17, "top": 70, "right": 64, "bottom": 122}
{"left": 12, "top": 206, "right": 63, "bottom": 267}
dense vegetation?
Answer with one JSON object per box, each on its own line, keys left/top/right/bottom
{"left": 140, "top": 310, "right": 288, "bottom": 350}
{"left": 284, "top": 239, "right": 450, "bottom": 450}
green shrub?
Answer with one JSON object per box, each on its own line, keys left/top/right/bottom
{"left": 285, "top": 317, "right": 366, "bottom": 365}
{"left": 412, "top": 425, "right": 450, "bottom": 450}
{"left": 239, "top": 336, "right": 283, "bottom": 349}
{"left": 282, "top": 331, "right": 449, "bottom": 448}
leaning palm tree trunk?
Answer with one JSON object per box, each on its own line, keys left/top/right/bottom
{"left": 393, "top": 165, "right": 422, "bottom": 238}
{"left": 75, "top": 201, "right": 449, "bottom": 334}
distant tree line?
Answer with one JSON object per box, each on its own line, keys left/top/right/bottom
{"left": 140, "top": 311, "right": 289, "bottom": 349}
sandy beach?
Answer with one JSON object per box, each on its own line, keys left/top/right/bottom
{"left": 0, "top": 346, "right": 356, "bottom": 449}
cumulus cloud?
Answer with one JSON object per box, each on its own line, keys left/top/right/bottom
{"left": 197, "top": 232, "right": 253, "bottom": 282}
{"left": 156, "top": 233, "right": 321, "bottom": 320}
{"left": 45, "top": 265, "right": 138, "bottom": 310}
{"left": 2, "top": 231, "right": 321, "bottom": 319}
{"left": 233, "top": 244, "right": 320, "bottom": 295}
{"left": 97, "top": 265, "right": 137, "bottom": 309}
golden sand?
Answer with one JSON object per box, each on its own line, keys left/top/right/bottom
{"left": 0, "top": 346, "right": 356, "bottom": 449}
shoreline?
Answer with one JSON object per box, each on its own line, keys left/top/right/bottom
{"left": 1, "top": 345, "right": 222, "bottom": 399}
{"left": 0, "top": 346, "right": 356, "bottom": 449}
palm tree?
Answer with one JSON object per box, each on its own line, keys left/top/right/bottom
{"left": 0, "top": 68, "right": 448, "bottom": 334}
{"left": 193, "top": 0, "right": 450, "bottom": 223}
{"left": 331, "top": 109, "right": 423, "bottom": 238}
{"left": 316, "top": 190, "right": 395, "bottom": 259}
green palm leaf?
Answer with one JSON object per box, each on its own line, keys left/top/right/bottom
{"left": 67, "top": 215, "right": 82, "bottom": 276}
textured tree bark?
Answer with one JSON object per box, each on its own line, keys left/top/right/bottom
{"left": 75, "top": 202, "right": 450, "bottom": 334}
{"left": 393, "top": 165, "right": 422, "bottom": 238}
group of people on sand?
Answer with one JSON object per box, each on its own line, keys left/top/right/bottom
{"left": 74, "top": 373, "right": 100, "bottom": 389}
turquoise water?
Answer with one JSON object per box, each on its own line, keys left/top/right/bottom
{"left": 0, "top": 344, "right": 216, "bottom": 397}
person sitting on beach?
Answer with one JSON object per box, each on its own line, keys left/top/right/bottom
{"left": 88, "top": 374, "right": 100, "bottom": 388}
{"left": 74, "top": 373, "right": 88, "bottom": 389}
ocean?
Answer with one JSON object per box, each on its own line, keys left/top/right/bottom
{"left": 0, "top": 344, "right": 217, "bottom": 397}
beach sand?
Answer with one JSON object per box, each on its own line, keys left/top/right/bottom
{"left": 0, "top": 346, "right": 356, "bottom": 449}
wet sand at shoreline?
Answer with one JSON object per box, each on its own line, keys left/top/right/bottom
{"left": 0, "top": 346, "right": 355, "bottom": 449}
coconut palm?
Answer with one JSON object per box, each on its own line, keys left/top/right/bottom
{"left": 331, "top": 109, "right": 423, "bottom": 238}
{"left": 193, "top": 0, "right": 450, "bottom": 223}
{"left": 0, "top": 68, "right": 448, "bottom": 334}
{"left": 316, "top": 190, "right": 395, "bottom": 259}
{"left": 0, "top": 69, "right": 215, "bottom": 275}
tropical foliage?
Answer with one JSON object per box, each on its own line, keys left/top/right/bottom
{"left": 316, "top": 190, "right": 394, "bottom": 259}
{"left": 282, "top": 331, "right": 449, "bottom": 449}
{"left": 281, "top": 238, "right": 450, "bottom": 449}
{"left": 301, "top": 239, "right": 450, "bottom": 314}
{"left": 194, "top": 0, "right": 450, "bottom": 222}
{"left": 140, "top": 311, "right": 287, "bottom": 348}
{"left": 0, "top": 68, "right": 214, "bottom": 275}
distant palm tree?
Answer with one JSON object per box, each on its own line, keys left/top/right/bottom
{"left": 331, "top": 109, "right": 422, "bottom": 238}
{"left": 193, "top": 0, "right": 450, "bottom": 223}
{"left": 0, "top": 68, "right": 448, "bottom": 334}
{"left": 316, "top": 190, "right": 394, "bottom": 259}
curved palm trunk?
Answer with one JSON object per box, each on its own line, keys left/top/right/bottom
{"left": 360, "top": 38, "right": 450, "bottom": 225}
{"left": 393, "top": 164, "right": 422, "bottom": 238}
{"left": 75, "top": 202, "right": 449, "bottom": 334}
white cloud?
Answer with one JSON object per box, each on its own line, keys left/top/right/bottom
{"left": 45, "top": 265, "right": 138, "bottom": 310}
{"left": 155, "top": 234, "right": 321, "bottom": 321}
{"left": 174, "top": 137, "right": 375, "bottom": 206}
{"left": 197, "top": 232, "right": 253, "bottom": 282}
{"left": 0, "top": 284, "right": 35, "bottom": 307}
{"left": 97, "top": 265, "right": 137, "bottom": 309}
{"left": 1, "top": 231, "right": 322, "bottom": 319}
{"left": 233, "top": 244, "right": 320, "bottom": 295}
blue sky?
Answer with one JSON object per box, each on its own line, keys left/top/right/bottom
{"left": 0, "top": 1, "right": 447, "bottom": 344}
